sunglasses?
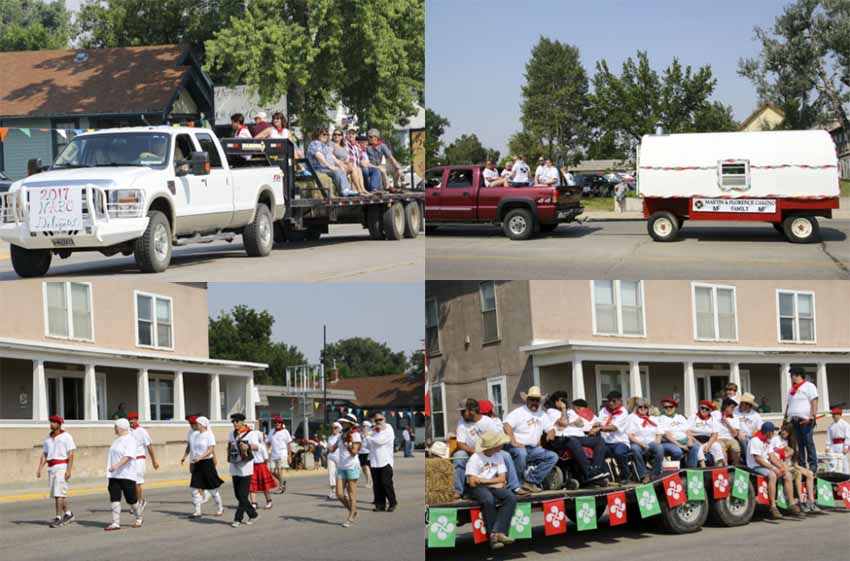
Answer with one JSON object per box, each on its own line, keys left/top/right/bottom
{"left": 663, "top": 405, "right": 675, "bottom": 408}
{"left": 374, "top": 418, "right": 385, "bottom": 422}
{"left": 333, "top": 133, "right": 342, "bottom": 136}
{"left": 699, "top": 407, "right": 710, "bottom": 411}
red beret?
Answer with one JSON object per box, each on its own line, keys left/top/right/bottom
{"left": 831, "top": 406, "right": 843, "bottom": 415}
{"left": 186, "top": 415, "right": 198, "bottom": 424}
{"left": 660, "top": 397, "right": 678, "bottom": 407}
{"left": 698, "top": 400, "right": 715, "bottom": 410}
{"left": 128, "top": 412, "right": 139, "bottom": 420}
{"left": 48, "top": 415, "right": 64, "bottom": 424}
{"left": 477, "top": 400, "right": 494, "bottom": 415}
{"left": 272, "top": 415, "right": 284, "bottom": 424}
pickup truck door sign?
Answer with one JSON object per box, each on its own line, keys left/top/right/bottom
{"left": 29, "top": 186, "right": 83, "bottom": 232}
{"left": 692, "top": 198, "right": 777, "bottom": 214}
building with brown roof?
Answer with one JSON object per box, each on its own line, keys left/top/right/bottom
{"left": 0, "top": 45, "right": 213, "bottom": 179}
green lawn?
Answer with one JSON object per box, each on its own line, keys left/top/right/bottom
{"left": 841, "top": 179, "right": 850, "bottom": 197}
{"left": 581, "top": 196, "right": 617, "bottom": 212}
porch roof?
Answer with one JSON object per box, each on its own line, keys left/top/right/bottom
{"left": 0, "top": 337, "right": 267, "bottom": 376}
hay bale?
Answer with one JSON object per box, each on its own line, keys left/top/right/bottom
{"left": 426, "top": 457, "right": 456, "bottom": 505}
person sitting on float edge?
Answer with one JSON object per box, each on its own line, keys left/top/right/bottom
{"left": 598, "top": 390, "right": 634, "bottom": 483}
{"left": 465, "top": 431, "right": 517, "bottom": 550}
{"left": 502, "top": 386, "right": 558, "bottom": 494}
{"left": 746, "top": 421, "right": 797, "bottom": 518}
{"left": 734, "top": 392, "right": 763, "bottom": 456}
{"left": 306, "top": 127, "right": 355, "bottom": 197}
{"left": 770, "top": 423, "right": 820, "bottom": 513}
{"left": 626, "top": 398, "right": 664, "bottom": 482}
{"left": 655, "top": 397, "right": 693, "bottom": 465}
{"left": 687, "top": 400, "right": 724, "bottom": 467}
{"left": 482, "top": 160, "right": 509, "bottom": 187}
{"left": 544, "top": 392, "right": 608, "bottom": 484}
{"left": 716, "top": 397, "right": 742, "bottom": 466}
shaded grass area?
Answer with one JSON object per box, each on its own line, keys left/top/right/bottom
{"left": 841, "top": 179, "right": 850, "bottom": 197}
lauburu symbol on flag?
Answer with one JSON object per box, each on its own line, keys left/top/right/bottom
{"left": 610, "top": 497, "right": 626, "bottom": 519}
{"left": 666, "top": 481, "right": 683, "bottom": 501}
{"left": 430, "top": 515, "right": 455, "bottom": 541}
{"left": 577, "top": 502, "right": 594, "bottom": 524}
{"left": 840, "top": 486, "right": 850, "bottom": 502}
{"left": 511, "top": 510, "right": 531, "bottom": 533}
{"left": 734, "top": 475, "right": 748, "bottom": 495}
{"left": 688, "top": 476, "right": 702, "bottom": 494}
{"left": 545, "top": 505, "right": 565, "bottom": 528}
{"left": 714, "top": 474, "right": 729, "bottom": 493}
{"left": 473, "top": 516, "right": 486, "bottom": 536}
{"left": 758, "top": 480, "right": 768, "bottom": 498}
{"left": 639, "top": 490, "right": 655, "bottom": 510}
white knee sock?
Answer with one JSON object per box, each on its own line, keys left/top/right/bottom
{"left": 191, "top": 489, "right": 203, "bottom": 514}
{"left": 211, "top": 489, "right": 223, "bottom": 510}
{"left": 111, "top": 502, "right": 121, "bottom": 526}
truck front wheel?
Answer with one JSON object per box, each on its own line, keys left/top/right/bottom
{"left": 133, "top": 210, "right": 172, "bottom": 273}
{"left": 383, "top": 201, "right": 405, "bottom": 240}
{"left": 648, "top": 211, "right": 680, "bottom": 242}
{"left": 502, "top": 208, "right": 535, "bottom": 240}
{"left": 243, "top": 203, "right": 273, "bottom": 256}
{"left": 782, "top": 215, "right": 820, "bottom": 243}
{"left": 10, "top": 245, "right": 52, "bottom": 278}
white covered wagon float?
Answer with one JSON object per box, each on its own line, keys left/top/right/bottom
{"left": 638, "top": 130, "right": 840, "bottom": 243}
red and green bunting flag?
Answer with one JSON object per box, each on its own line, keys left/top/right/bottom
{"left": 712, "top": 468, "right": 731, "bottom": 499}
{"left": 575, "top": 496, "right": 597, "bottom": 531}
{"left": 756, "top": 476, "right": 770, "bottom": 505}
{"left": 470, "top": 508, "right": 488, "bottom": 544}
{"left": 663, "top": 473, "right": 686, "bottom": 508}
{"left": 607, "top": 491, "right": 628, "bottom": 526}
{"left": 508, "top": 503, "right": 533, "bottom": 539}
{"left": 731, "top": 468, "right": 750, "bottom": 500}
{"left": 636, "top": 483, "right": 662, "bottom": 517}
{"left": 838, "top": 482, "right": 850, "bottom": 508}
{"left": 686, "top": 469, "right": 706, "bottom": 501}
{"left": 542, "top": 499, "right": 567, "bottom": 536}
{"left": 816, "top": 478, "right": 836, "bottom": 507}
{"left": 427, "top": 508, "right": 457, "bottom": 548}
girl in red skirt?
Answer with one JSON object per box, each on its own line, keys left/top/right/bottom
{"left": 249, "top": 423, "right": 275, "bottom": 509}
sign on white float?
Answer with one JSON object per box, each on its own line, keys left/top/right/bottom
{"left": 29, "top": 187, "right": 83, "bottom": 231}
{"left": 692, "top": 198, "right": 777, "bottom": 214}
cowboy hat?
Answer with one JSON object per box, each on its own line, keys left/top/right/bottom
{"left": 520, "top": 386, "right": 546, "bottom": 401}
{"left": 474, "top": 431, "right": 510, "bottom": 453}
{"left": 429, "top": 441, "right": 450, "bottom": 459}
{"left": 739, "top": 392, "right": 757, "bottom": 407}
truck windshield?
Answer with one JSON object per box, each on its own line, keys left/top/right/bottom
{"left": 54, "top": 133, "right": 171, "bottom": 168}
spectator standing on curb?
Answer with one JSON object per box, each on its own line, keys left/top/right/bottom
{"left": 36, "top": 415, "right": 76, "bottom": 527}
{"left": 614, "top": 180, "right": 627, "bottom": 213}
{"left": 786, "top": 366, "right": 819, "bottom": 472}
{"left": 402, "top": 425, "right": 414, "bottom": 457}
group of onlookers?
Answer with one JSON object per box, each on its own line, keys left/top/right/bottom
{"left": 426, "top": 365, "right": 849, "bottom": 549}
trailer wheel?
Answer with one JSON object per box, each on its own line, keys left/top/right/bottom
{"left": 660, "top": 498, "right": 708, "bottom": 534}
{"left": 383, "top": 201, "right": 405, "bottom": 240}
{"left": 708, "top": 480, "right": 755, "bottom": 527}
{"left": 10, "top": 245, "right": 52, "bottom": 278}
{"left": 782, "top": 215, "right": 820, "bottom": 243}
{"left": 541, "top": 465, "right": 564, "bottom": 491}
{"left": 243, "top": 203, "right": 273, "bottom": 257}
{"left": 367, "top": 206, "right": 384, "bottom": 240}
{"left": 648, "top": 211, "right": 680, "bottom": 242}
{"left": 403, "top": 201, "right": 422, "bottom": 238}
{"left": 133, "top": 210, "right": 172, "bottom": 273}
{"left": 502, "top": 208, "right": 535, "bottom": 240}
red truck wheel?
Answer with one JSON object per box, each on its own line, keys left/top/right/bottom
{"left": 502, "top": 208, "right": 536, "bottom": 240}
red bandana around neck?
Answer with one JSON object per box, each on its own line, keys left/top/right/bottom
{"left": 697, "top": 410, "right": 711, "bottom": 421}
{"left": 638, "top": 414, "right": 656, "bottom": 427}
{"left": 753, "top": 431, "right": 769, "bottom": 443}
{"left": 576, "top": 408, "right": 594, "bottom": 422}
{"left": 789, "top": 380, "right": 805, "bottom": 396}
{"left": 274, "top": 125, "right": 285, "bottom": 133}
{"left": 604, "top": 406, "right": 623, "bottom": 426}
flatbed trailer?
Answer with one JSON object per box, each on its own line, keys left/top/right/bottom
{"left": 221, "top": 138, "right": 424, "bottom": 242}
{"left": 426, "top": 467, "right": 850, "bottom": 549}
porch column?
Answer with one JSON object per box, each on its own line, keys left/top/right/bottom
{"left": 629, "top": 360, "right": 642, "bottom": 399}
{"left": 780, "top": 362, "right": 791, "bottom": 413}
{"left": 729, "top": 362, "right": 741, "bottom": 390}
{"left": 137, "top": 368, "right": 151, "bottom": 421}
{"left": 84, "top": 364, "right": 98, "bottom": 421}
{"left": 683, "top": 361, "right": 697, "bottom": 417}
{"left": 571, "top": 356, "right": 585, "bottom": 399}
{"left": 173, "top": 371, "right": 186, "bottom": 421}
{"left": 244, "top": 375, "right": 256, "bottom": 422}
{"left": 209, "top": 374, "right": 222, "bottom": 421}
{"left": 816, "top": 362, "right": 830, "bottom": 413}
{"left": 32, "top": 359, "right": 47, "bottom": 421}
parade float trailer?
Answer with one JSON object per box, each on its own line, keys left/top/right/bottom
{"left": 638, "top": 130, "right": 840, "bottom": 243}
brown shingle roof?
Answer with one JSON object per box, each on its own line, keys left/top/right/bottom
{"left": 329, "top": 373, "right": 424, "bottom": 408}
{"left": 0, "top": 45, "right": 191, "bottom": 119}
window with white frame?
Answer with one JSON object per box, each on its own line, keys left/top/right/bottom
{"left": 487, "top": 376, "right": 507, "bottom": 419}
{"left": 148, "top": 375, "right": 174, "bottom": 420}
{"left": 426, "top": 298, "right": 440, "bottom": 355}
{"left": 479, "top": 281, "right": 500, "bottom": 343}
{"left": 778, "top": 290, "right": 815, "bottom": 342}
{"left": 44, "top": 282, "right": 93, "bottom": 340}
{"left": 592, "top": 280, "right": 645, "bottom": 336}
{"left": 136, "top": 292, "right": 173, "bottom": 349}
{"left": 693, "top": 284, "right": 737, "bottom": 341}
{"left": 431, "top": 382, "right": 446, "bottom": 439}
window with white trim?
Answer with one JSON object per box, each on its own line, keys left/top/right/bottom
{"left": 44, "top": 282, "right": 93, "bottom": 340}
{"left": 487, "top": 376, "right": 507, "bottom": 419}
{"left": 431, "top": 382, "right": 446, "bottom": 439}
{"left": 136, "top": 292, "right": 173, "bottom": 349}
{"left": 426, "top": 298, "right": 440, "bottom": 356}
{"left": 778, "top": 290, "right": 815, "bottom": 342}
{"left": 693, "top": 284, "right": 737, "bottom": 341}
{"left": 479, "top": 281, "right": 500, "bottom": 343}
{"left": 718, "top": 159, "right": 749, "bottom": 190}
{"left": 148, "top": 375, "right": 174, "bottom": 420}
{"left": 592, "top": 280, "right": 645, "bottom": 336}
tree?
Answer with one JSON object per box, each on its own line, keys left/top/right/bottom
{"left": 518, "top": 37, "right": 590, "bottom": 165}
{"left": 320, "top": 337, "right": 408, "bottom": 378}
{"left": 443, "top": 133, "right": 499, "bottom": 165}
{"left": 205, "top": 0, "right": 424, "bottom": 134}
{"left": 506, "top": 129, "right": 545, "bottom": 164}
{"left": 408, "top": 349, "right": 424, "bottom": 378}
{"left": 591, "top": 51, "right": 734, "bottom": 154}
{"left": 738, "top": 0, "right": 850, "bottom": 135}
{"left": 425, "top": 108, "right": 449, "bottom": 167}
{"left": 209, "top": 305, "right": 306, "bottom": 385}
{"left": 0, "top": 0, "right": 72, "bottom": 51}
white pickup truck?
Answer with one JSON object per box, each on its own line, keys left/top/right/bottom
{"left": 0, "top": 126, "right": 284, "bottom": 276}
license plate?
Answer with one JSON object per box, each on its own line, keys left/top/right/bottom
{"left": 51, "top": 237, "right": 75, "bottom": 247}
{"left": 692, "top": 198, "right": 777, "bottom": 213}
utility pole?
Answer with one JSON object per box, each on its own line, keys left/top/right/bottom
{"left": 323, "top": 324, "right": 328, "bottom": 426}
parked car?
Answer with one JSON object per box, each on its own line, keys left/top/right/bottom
{"left": 574, "top": 173, "right": 615, "bottom": 197}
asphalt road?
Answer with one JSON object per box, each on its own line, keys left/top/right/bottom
{"left": 0, "top": 456, "right": 423, "bottom": 561}
{"left": 426, "top": 219, "right": 850, "bottom": 279}
{"left": 0, "top": 224, "right": 424, "bottom": 282}
{"left": 427, "top": 507, "right": 850, "bottom": 560}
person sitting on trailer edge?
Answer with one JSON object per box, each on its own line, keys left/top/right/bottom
{"left": 534, "top": 159, "right": 559, "bottom": 186}
{"left": 746, "top": 421, "right": 798, "bottom": 518}
{"left": 734, "top": 393, "right": 763, "bottom": 456}
{"left": 230, "top": 113, "right": 252, "bottom": 138}
{"left": 251, "top": 111, "right": 271, "bottom": 137}
{"left": 716, "top": 397, "right": 742, "bottom": 465}
{"left": 544, "top": 391, "right": 608, "bottom": 484}
{"left": 626, "top": 398, "right": 665, "bottom": 482}
{"left": 770, "top": 423, "right": 820, "bottom": 513}
{"left": 598, "top": 390, "right": 634, "bottom": 483}
{"left": 503, "top": 386, "right": 558, "bottom": 494}
{"left": 687, "top": 400, "right": 725, "bottom": 467}
{"left": 366, "top": 128, "right": 402, "bottom": 191}
{"left": 655, "top": 397, "right": 692, "bottom": 466}
{"left": 482, "top": 160, "right": 509, "bottom": 187}
{"left": 255, "top": 112, "right": 289, "bottom": 140}
{"left": 307, "top": 128, "right": 355, "bottom": 197}
{"left": 345, "top": 130, "right": 382, "bottom": 192}
{"left": 465, "top": 431, "right": 517, "bottom": 551}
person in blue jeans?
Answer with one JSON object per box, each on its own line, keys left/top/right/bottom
{"left": 598, "top": 390, "right": 635, "bottom": 482}
{"left": 306, "top": 128, "right": 355, "bottom": 196}
{"left": 655, "top": 397, "right": 692, "bottom": 465}
{"left": 464, "top": 432, "right": 517, "bottom": 550}
{"left": 626, "top": 399, "right": 665, "bottom": 482}
{"left": 786, "top": 366, "right": 819, "bottom": 473}
{"left": 502, "top": 386, "right": 558, "bottom": 493}
{"left": 402, "top": 426, "right": 414, "bottom": 457}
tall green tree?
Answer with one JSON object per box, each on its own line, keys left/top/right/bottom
{"left": 209, "top": 305, "right": 306, "bottom": 385}
{"left": 408, "top": 349, "right": 424, "bottom": 378}
{"left": 321, "top": 337, "right": 408, "bottom": 378}
{"left": 425, "top": 108, "right": 449, "bottom": 167}
{"left": 506, "top": 129, "right": 545, "bottom": 164}
{"left": 0, "top": 0, "right": 72, "bottom": 51}
{"left": 205, "top": 0, "right": 424, "bottom": 133}
{"left": 518, "top": 37, "right": 590, "bottom": 164}
{"left": 443, "top": 133, "right": 499, "bottom": 165}
{"left": 738, "top": 0, "right": 850, "bottom": 135}
{"left": 591, "top": 51, "right": 735, "bottom": 154}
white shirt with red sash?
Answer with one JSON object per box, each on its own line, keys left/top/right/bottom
{"left": 43, "top": 431, "right": 76, "bottom": 473}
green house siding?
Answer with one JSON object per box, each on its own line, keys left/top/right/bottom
{"left": 0, "top": 118, "right": 53, "bottom": 180}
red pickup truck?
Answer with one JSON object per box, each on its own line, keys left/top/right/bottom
{"left": 424, "top": 165, "right": 583, "bottom": 239}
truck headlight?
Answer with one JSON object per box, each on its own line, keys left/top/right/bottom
{"left": 107, "top": 189, "right": 144, "bottom": 218}
{"left": 108, "top": 189, "right": 143, "bottom": 205}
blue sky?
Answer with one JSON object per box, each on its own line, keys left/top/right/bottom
{"left": 207, "top": 284, "right": 424, "bottom": 363}
{"left": 426, "top": 0, "right": 788, "bottom": 155}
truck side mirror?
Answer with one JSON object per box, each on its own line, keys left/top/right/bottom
{"left": 26, "top": 158, "right": 45, "bottom": 176}
{"left": 190, "top": 151, "right": 210, "bottom": 176}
